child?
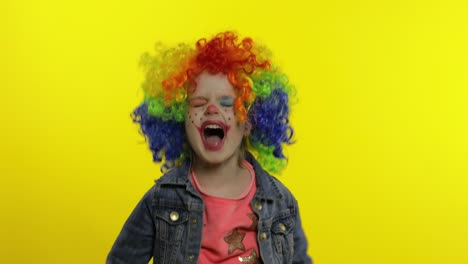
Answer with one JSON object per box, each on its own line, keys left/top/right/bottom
{"left": 107, "top": 31, "right": 312, "bottom": 264}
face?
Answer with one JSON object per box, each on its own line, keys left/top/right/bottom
{"left": 185, "top": 72, "right": 246, "bottom": 166}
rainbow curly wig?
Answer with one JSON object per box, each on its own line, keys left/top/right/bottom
{"left": 132, "top": 31, "right": 296, "bottom": 174}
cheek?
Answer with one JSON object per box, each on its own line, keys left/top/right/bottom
{"left": 185, "top": 120, "right": 200, "bottom": 145}
{"left": 185, "top": 113, "right": 198, "bottom": 131}
{"left": 186, "top": 112, "right": 193, "bottom": 125}
{"left": 223, "top": 108, "right": 235, "bottom": 121}
{"left": 188, "top": 109, "right": 203, "bottom": 122}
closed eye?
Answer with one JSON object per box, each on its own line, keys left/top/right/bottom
{"left": 219, "top": 96, "right": 234, "bottom": 107}
{"left": 189, "top": 98, "right": 208, "bottom": 107}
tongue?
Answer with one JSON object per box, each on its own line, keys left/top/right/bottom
{"left": 206, "top": 135, "right": 222, "bottom": 147}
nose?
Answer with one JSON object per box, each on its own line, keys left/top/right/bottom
{"left": 205, "top": 104, "right": 219, "bottom": 115}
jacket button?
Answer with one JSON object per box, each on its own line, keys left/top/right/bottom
{"left": 260, "top": 232, "right": 267, "bottom": 241}
{"left": 279, "top": 223, "right": 286, "bottom": 232}
{"left": 187, "top": 255, "right": 195, "bottom": 261}
{"left": 170, "top": 211, "right": 179, "bottom": 222}
{"left": 191, "top": 217, "right": 198, "bottom": 225}
{"left": 254, "top": 201, "right": 262, "bottom": 211}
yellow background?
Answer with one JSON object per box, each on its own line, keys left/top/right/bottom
{"left": 2, "top": 0, "right": 467, "bottom": 263}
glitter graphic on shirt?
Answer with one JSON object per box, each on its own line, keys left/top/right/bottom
{"left": 224, "top": 228, "right": 246, "bottom": 254}
{"left": 238, "top": 249, "right": 260, "bottom": 263}
{"left": 247, "top": 213, "right": 258, "bottom": 230}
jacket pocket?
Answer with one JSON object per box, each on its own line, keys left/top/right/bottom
{"left": 153, "top": 207, "right": 189, "bottom": 263}
{"left": 154, "top": 207, "right": 189, "bottom": 241}
{"left": 271, "top": 213, "right": 295, "bottom": 263}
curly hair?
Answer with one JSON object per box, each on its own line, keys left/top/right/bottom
{"left": 132, "top": 31, "right": 296, "bottom": 174}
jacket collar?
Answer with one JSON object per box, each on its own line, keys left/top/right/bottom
{"left": 155, "top": 152, "right": 282, "bottom": 201}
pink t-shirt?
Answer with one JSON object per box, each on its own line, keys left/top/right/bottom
{"left": 190, "top": 161, "right": 261, "bottom": 264}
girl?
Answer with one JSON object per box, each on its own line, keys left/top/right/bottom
{"left": 107, "top": 32, "right": 312, "bottom": 264}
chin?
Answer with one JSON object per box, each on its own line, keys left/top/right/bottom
{"left": 194, "top": 149, "right": 240, "bottom": 166}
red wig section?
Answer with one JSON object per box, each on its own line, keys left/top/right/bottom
{"left": 161, "top": 32, "right": 271, "bottom": 122}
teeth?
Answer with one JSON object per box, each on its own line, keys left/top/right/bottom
{"left": 205, "top": 124, "right": 222, "bottom": 129}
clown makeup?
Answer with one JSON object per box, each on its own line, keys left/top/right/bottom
{"left": 185, "top": 72, "right": 246, "bottom": 166}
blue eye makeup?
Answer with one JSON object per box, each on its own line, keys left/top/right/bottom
{"left": 220, "top": 96, "right": 234, "bottom": 107}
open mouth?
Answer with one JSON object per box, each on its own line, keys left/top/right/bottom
{"left": 204, "top": 124, "right": 225, "bottom": 142}
{"left": 200, "top": 121, "right": 229, "bottom": 150}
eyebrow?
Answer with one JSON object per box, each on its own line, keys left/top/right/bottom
{"left": 188, "top": 96, "right": 208, "bottom": 101}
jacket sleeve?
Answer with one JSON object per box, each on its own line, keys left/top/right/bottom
{"left": 292, "top": 198, "right": 313, "bottom": 264}
{"left": 106, "top": 186, "right": 155, "bottom": 264}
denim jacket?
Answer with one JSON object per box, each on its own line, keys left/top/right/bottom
{"left": 107, "top": 153, "right": 313, "bottom": 264}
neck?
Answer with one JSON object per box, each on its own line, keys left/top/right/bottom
{"left": 190, "top": 151, "right": 251, "bottom": 198}
{"left": 191, "top": 152, "right": 243, "bottom": 180}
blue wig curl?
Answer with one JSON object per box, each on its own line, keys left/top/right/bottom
{"left": 132, "top": 103, "right": 188, "bottom": 171}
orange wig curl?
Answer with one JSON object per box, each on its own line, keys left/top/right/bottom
{"left": 161, "top": 32, "right": 271, "bottom": 122}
